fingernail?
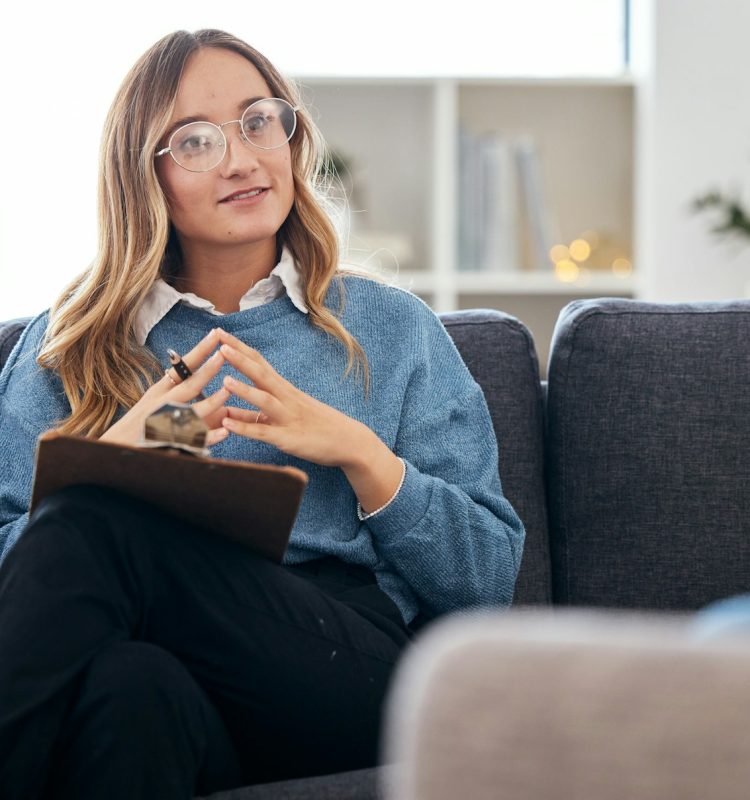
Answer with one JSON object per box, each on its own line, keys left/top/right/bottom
{"left": 224, "top": 376, "right": 236, "bottom": 387}
{"left": 221, "top": 344, "right": 233, "bottom": 355}
{"left": 223, "top": 418, "right": 238, "bottom": 429}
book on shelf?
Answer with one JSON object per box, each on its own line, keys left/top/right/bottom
{"left": 458, "top": 127, "right": 479, "bottom": 271}
{"left": 479, "top": 134, "right": 519, "bottom": 274}
{"left": 515, "top": 136, "right": 558, "bottom": 271}
{"left": 458, "top": 129, "right": 557, "bottom": 272}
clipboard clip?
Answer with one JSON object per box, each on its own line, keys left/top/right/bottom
{"left": 142, "top": 402, "right": 210, "bottom": 457}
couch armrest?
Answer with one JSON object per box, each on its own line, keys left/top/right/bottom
{"left": 384, "top": 610, "right": 750, "bottom": 800}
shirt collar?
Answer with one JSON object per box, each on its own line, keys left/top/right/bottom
{"left": 134, "top": 246, "right": 308, "bottom": 346}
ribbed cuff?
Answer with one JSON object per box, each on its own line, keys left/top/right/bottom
{"left": 360, "top": 460, "right": 434, "bottom": 544}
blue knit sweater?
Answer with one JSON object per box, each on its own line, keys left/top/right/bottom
{"left": 0, "top": 276, "right": 524, "bottom": 623}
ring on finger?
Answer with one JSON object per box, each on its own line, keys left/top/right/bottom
{"left": 165, "top": 369, "right": 180, "bottom": 387}
{"left": 255, "top": 410, "right": 262, "bottom": 424}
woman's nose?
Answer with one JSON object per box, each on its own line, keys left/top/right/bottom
{"left": 219, "top": 121, "right": 261, "bottom": 176}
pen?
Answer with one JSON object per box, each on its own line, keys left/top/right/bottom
{"left": 167, "top": 348, "right": 207, "bottom": 401}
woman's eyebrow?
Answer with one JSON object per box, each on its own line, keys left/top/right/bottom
{"left": 164, "top": 116, "right": 202, "bottom": 139}
{"left": 236, "top": 96, "right": 268, "bottom": 111}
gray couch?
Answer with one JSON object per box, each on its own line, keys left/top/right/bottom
{"left": 2, "top": 298, "right": 749, "bottom": 798}
{"left": 382, "top": 297, "right": 750, "bottom": 800}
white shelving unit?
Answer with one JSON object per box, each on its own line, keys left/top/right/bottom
{"left": 298, "top": 74, "right": 638, "bottom": 369}
{"left": 399, "top": 268, "right": 637, "bottom": 296}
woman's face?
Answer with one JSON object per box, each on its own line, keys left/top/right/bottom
{"left": 156, "top": 47, "right": 295, "bottom": 264}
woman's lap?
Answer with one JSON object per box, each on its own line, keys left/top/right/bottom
{"left": 0, "top": 485, "right": 411, "bottom": 793}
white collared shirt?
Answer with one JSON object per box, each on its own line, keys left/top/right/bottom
{"left": 133, "top": 246, "right": 308, "bottom": 346}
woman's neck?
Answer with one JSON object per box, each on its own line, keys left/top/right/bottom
{"left": 171, "top": 238, "right": 278, "bottom": 313}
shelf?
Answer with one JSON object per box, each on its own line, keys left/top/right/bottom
{"left": 303, "top": 76, "right": 637, "bottom": 311}
{"left": 396, "top": 270, "right": 637, "bottom": 296}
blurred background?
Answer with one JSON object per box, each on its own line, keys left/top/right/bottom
{"left": 2, "top": 0, "right": 749, "bottom": 370}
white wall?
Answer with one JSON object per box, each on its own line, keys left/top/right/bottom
{"left": 635, "top": 0, "right": 750, "bottom": 300}
{"left": 0, "top": 1, "right": 624, "bottom": 320}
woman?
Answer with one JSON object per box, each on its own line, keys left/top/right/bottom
{"left": 0, "top": 29, "right": 524, "bottom": 800}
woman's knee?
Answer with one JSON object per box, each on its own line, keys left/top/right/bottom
{"left": 80, "top": 640, "right": 202, "bottom": 715}
{"left": 23, "top": 486, "right": 178, "bottom": 573}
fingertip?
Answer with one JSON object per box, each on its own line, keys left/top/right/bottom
{"left": 210, "top": 428, "right": 229, "bottom": 445}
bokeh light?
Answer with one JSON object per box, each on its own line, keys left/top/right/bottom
{"left": 549, "top": 244, "right": 570, "bottom": 264}
{"left": 569, "top": 238, "right": 592, "bottom": 262}
{"left": 612, "top": 257, "right": 632, "bottom": 277}
{"left": 555, "top": 260, "right": 580, "bottom": 282}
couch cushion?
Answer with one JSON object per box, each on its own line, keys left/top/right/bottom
{"left": 547, "top": 299, "right": 750, "bottom": 609}
{"left": 441, "top": 310, "right": 550, "bottom": 605}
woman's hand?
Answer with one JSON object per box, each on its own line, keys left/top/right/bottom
{"left": 216, "top": 330, "right": 404, "bottom": 513}
{"left": 216, "top": 331, "right": 369, "bottom": 468}
{"left": 100, "top": 329, "right": 230, "bottom": 447}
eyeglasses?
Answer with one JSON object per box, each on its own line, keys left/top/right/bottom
{"left": 155, "top": 97, "right": 299, "bottom": 173}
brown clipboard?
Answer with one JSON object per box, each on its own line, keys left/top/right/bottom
{"left": 30, "top": 431, "right": 308, "bottom": 563}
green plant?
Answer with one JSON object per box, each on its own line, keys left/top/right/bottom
{"left": 693, "top": 191, "right": 750, "bottom": 239}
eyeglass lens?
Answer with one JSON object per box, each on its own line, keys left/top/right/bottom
{"left": 168, "top": 98, "right": 297, "bottom": 172}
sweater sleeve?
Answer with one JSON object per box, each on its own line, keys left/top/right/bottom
{"left": 0, "top": 312, "right": 68, "bottom": 564}
{"left": 365, "top": 308, "right": 525, "bottom": 618}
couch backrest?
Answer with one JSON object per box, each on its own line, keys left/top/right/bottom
{"left": 441, "top": 310, "right": 550, "bottom": 605}
{"left": 546, "top": 299, "right": 750, "bottom": 610}
{"left": 0, "top": 311, "right": 553, "bottom": 607}
{"left": 0, "top": 318, "right": 28, "bottom": 367}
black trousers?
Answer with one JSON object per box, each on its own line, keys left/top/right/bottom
{"left": 0, "top": 485, "right": 412, "bottom": 799}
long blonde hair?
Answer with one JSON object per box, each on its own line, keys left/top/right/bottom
{"left": 38, "top": 29, "right": 367, "bottom": 437}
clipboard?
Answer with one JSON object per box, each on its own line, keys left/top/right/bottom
{"left": 30, "top": 431, "right": 308, "bottom": 563}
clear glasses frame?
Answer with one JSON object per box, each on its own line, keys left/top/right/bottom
{"left": 155, "top": 97, "right": 300, "bottom": 173}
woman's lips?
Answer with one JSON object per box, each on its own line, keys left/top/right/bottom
{"left": 220, "top": 188, "right": 269, "bottom": 204}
